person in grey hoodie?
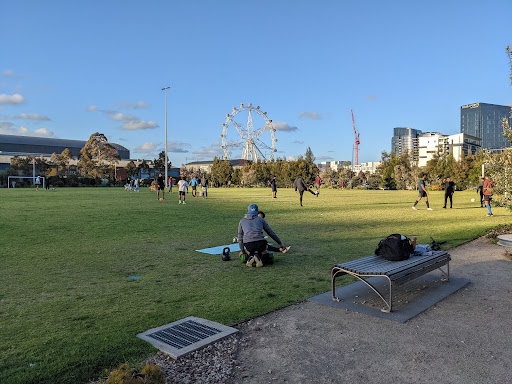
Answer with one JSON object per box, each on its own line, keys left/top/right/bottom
{"left": 238, "top": 204, "right": 287, "bottom": 267}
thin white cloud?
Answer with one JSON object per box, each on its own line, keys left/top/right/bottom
{"left": 293, "top": 140, "right": 304, "bottom": 144}
{"left": 365, "top": 94, "right": 378, "bottom": 100}
{"left": 118, "top": 101, "right": 150, "bottom": 109}
{"left": 168, "top": 141, "right": 191, "bottom": 153}
{"left": 316, "top": 156, "right": 333, "bottom": 161}
{"left": 120, "top": 120, "right": 159, "bottom": 130}
{"left": 112, "top": 113, "right": 139, "bottom": 122}
{"left": 299, "top": 112, "right": 323, "bottom": 120}
{"left": 286, "top": 155, "right": 297, "bottom": 161}
{"left": 0, "top": 94, "right": 25, "bottom": 105}
{"left": 0, "top": 123, "right": 54, "bottom": 137}
{"left": 15, "top": 113, "right": 51, "bottom": 121}
{"left": 273, "top": 121, "right": 298, "bottom": 132}
{"left": 1, "top": 70, "right": 26, "bottom": 80}
{"left": 134, "top": 142, "right": 157, "bottom": 153}
{"left": 87, "top": 105, "right": 98, "bottom": 111}
{"left": 192, "top": 143, "right": 223, "bottom": 159}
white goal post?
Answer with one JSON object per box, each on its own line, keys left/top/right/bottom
{"left": 8, "top": 176, "right": 46, "bottom": 189}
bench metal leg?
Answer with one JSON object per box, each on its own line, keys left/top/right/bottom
{"left": 439, "top": 262, "right": 450, "bottom": 282}
{"left": 332, "top": 269, "right": 393, "bottom": 312}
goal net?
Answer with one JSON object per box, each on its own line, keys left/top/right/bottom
{"left": 8, "top": 176, "right": 46, "bottom": 189}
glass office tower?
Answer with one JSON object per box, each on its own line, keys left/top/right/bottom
{"left": 391, "top": 127, "right": 422, "bottom": 163}
{"left": 461, "top": 103, "right": 512, "bottom": 151}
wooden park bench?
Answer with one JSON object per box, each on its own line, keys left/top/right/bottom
{"left": 331, "top": 251, "right": 450, "bottom": 312}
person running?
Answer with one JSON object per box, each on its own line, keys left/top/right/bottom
{"left": 476, "top": 177, "right": 485, "bottom": 207}
{"left": 257, "top": 211, "right": 291, "bottom": 253}
{"left": 314, "top": 175, "right": 322, "bottom": 196}
{"left": 270, "top": 176, "right": 277, "bottom": 199}
{"left": 412, "top": 174, "right": 432, "bottom": 210}
{"left": 294, "top": 175, "right": 316, "bottom": 207}
{"left": 168, "top": 176, "right": 173, "bottom": 193}
{"left": 178, "top": 176, "right": 189, "bottom": 205}
{"left": 238, "top": 204, "right": 288, "bottom": 267}
{"left": 442, "top": 177, "right": 455, "bottom": 209}
{"left": 483, "top": 175, "right": 493, "bottom": 217}
{"left": 156, "top": 173, "right": 165, "bottom": 200}
{"left": 190, "top": 175, "right": 199, "bottom": 197}
{"left": 200, "top": 174, "right": 208, "bottom": 199}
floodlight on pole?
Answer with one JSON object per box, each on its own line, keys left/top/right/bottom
{"left": 162, "top": 86, "right": 171, "bottom": 186}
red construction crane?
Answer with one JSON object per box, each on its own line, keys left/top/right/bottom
{"left": 351, "top": 109, "right": 360, "bottom": 166}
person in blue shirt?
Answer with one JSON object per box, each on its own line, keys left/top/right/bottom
{"left": 412, "top": 174, "right": 432, "bottom": 210}
{"left": 189, "top": 175, "right": 199, "bottom": 197}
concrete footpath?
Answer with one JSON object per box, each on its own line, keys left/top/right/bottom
{"left": 229, "top": 237, "right": 512, "bottom": 384}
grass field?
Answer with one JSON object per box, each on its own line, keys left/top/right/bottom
{"left": 1, "top": 186, "right": 510, "bottom": 383}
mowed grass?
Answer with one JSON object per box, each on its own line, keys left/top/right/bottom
{"left": 0, "top": 186, "right": 509, "bottom": 383}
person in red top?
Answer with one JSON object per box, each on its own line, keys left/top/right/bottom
{"left": 314, "top": 175, "right": 321, "bottom": 197}
{"left": 483, "top": 175, "right": 493, "bottom": 216}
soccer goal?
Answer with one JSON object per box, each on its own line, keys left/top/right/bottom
{"left": 8, "top": 176, "right": 45, "bottom": 189}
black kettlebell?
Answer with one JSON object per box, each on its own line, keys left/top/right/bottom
{"left": 222, "top": 247, "right": 231, "bottom": 261}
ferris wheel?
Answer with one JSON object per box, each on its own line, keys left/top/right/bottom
{"left": 220, "top": 103, "right": 277, "bottom": 162}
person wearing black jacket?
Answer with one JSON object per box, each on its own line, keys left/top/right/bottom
{"left": 476, "top": 177, "right": 485, "bottom": 207}
{"left": 442, "top": 177, "right": 455, "bottom": 209}
{"left": 294, "top": 175, "right": 317, "bottom": 207}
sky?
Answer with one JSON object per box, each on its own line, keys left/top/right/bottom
{"left": 1, "top": 0, "right": 511, "bottom": 167}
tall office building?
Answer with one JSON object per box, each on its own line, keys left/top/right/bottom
{"left": 461, "top": 103, "right": 512, "bottom": 151}
{"left": 391, "top": 127, "right": 422, "bottom": 163}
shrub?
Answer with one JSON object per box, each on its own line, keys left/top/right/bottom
{"left": 102, "top": 362, "right": 165, "bottom": 384}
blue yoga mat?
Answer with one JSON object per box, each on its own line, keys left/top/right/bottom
{"left": 196, "top": 244, "right": 241, "bottom": 255}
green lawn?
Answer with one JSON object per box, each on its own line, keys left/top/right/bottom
{"left": 1, "top": 187, "right": 509, "bottom": 383}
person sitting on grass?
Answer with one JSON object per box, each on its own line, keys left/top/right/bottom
{"left": 238, "top": 204, "right": 288, "bottom": 267}
{"left": 257, "top": 211, "right": 291, "bottom": 254}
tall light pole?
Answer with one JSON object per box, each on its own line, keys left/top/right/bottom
{"left": 162, "top": 86, "right": 170, "bottom": 186}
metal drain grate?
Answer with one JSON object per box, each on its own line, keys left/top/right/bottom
{"left": 137, "top": 316, "right": 238, "bottom": 359}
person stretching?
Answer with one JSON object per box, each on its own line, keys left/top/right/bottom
{"left": 238, "top": 204, "right": 287, "bottom": 267}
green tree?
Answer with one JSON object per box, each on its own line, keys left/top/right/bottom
{"left": 210, "top": 157, "right": 233, "bottom": 186}
{"left": 49, "top": 152, "right": 60, "bottom": 176}
{"left": 10, "top": 155, "right": 32, "bottom": 175}
{"left": 153, "top": 151, "right": 172, "bottom": 173}
{"left": 59, "top": 148, "right": 74, "bottom": 176}
{"left": 124, "top": 161, "right": 137, "bottom": 178}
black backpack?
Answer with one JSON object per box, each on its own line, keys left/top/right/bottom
{"left": 375, "top": 234, "right": 413, "bottom": 261}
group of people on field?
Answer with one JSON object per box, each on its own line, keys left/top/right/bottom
{"left": 413, "top": 173, "right": 494, "bottom": 216}
{"left": 156, "top": 173, "right": 209, "bottom": 204}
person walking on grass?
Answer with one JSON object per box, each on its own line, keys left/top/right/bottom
{"left": 270, "top": 176, "right": 277, "bottom": 199}
{"left": 168, "top": 176, "right": 173, "bottom": 193}
{"left": 483, "top": 175, "right": 493, "bottom": 217}
{"left": 476, "top": 177, "right": 485, "bottom": 207}
{"left": 412, "top": 174, "right": 432, "bottom": 210}
{"left": 442, "top": 177, "right": 455, "bottom": 209}
{"left": 156, "top": 173, "right": 165, "bottom": 200}
{"left": 200, "top": 174, "right": 208, "bottom": 199}
{"left": 190, "top": 175, "right": 198, "bottom": 197}
{"left": 238, "top": 204, "right": 288, "bottom": 267}
{"left": 294, "top": 175, "right": 317, "bottom": 207}
{"left": 178, "top": 176, "right": 189, "bottom": 205}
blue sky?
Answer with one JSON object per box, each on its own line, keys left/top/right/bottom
{"left": 1, "top": 0, "right": 511, "bottom": 166}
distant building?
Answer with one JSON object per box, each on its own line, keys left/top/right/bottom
{"left": 0, "top": 134, "right": 130, "bottom": 159}
{"left": 182, "top": 159, "right": 249, "bottom": 173}
{"left": 318, "top": 160, "right": 350, "bottom": 172}
{"left": 417, "top": 132, "right": 481, "bottom": 168}
{"left": 391, "top": 127, "right": 422, "bottom": 163}
{"left": 351, "top": 161, "right": 382, "bottom": 174}
{"left": 461, "top": 102, "right": 512, "bottom": 151}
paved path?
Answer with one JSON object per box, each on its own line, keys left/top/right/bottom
{"left": 230, "top": 238, "right": 512, "bottom": 384}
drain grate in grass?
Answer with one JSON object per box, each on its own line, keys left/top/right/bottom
{"left": 137, "top": 316, "right": 238, "bottom": 359}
